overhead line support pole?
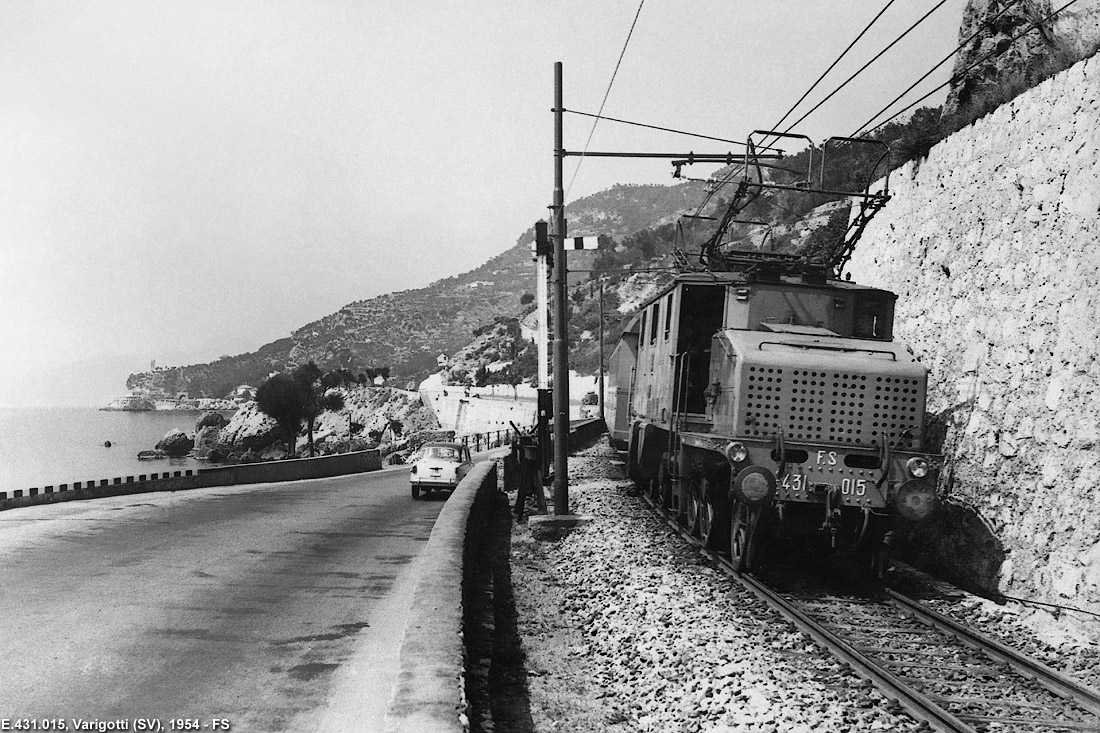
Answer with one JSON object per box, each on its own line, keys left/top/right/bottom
{"left": 551, "top": 61, "right": 570, "bottom": 516}
{"left": 598, "top": 281, "right": 605, "bottom": 423}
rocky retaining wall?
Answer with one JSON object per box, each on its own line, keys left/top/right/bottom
{"left": 0, "top": 450, "right": 382, "bottom": 511}
{"left": 847, "top": 55, "right": 1100, "bottom": 619}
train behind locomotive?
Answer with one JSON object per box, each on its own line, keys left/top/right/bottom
{"left": 607, "top": 264, "right": 940, "bottom": 575}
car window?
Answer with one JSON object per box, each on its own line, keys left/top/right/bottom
{"left": 425, "top": 446, "right": 461, "bottom": 461}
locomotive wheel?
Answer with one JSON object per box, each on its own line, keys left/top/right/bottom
{"left": 729, "top": 502, "right": 762, "bottom": 573}
{"left": 688, "top": 474, "right": 721, "bottom": 548}
{"left": 648, "top": 459, "right": 663, "bottom": 504}
{"left": 686, "top": 477, "right": 702, "bottom": 534}
{"left": 655, "top": 454, "right": 674, "bottom": 513}
{"left": 697, "top": 477, "right": 727, "bottom": 551}
{"left": 626, "top": 433, "right": 640, "bottom": 483}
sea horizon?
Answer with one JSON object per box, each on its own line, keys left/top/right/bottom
{"left": 0, "top": 406, "right": 232, "bottom": 494}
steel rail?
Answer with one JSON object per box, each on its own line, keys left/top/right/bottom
{"left": 702, "top": 548, "right": 975, "bottom": 732}
{"left": 625, "top": 451, "right": 1100, "bottom": 732}
{"left": 639, "top": 492, "right": 975, "bottom": 733}
{"left": 886, "top": 588, "right": 1100, "bottom": 718}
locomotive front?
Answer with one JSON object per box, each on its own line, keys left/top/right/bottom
{"left": 668, "top": 275, "right": 941, "bottom": 574}
{"left": 702, "top": 328, "right": 938, "bottom": 525}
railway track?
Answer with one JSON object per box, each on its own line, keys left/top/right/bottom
{"left": 639, "top": 488, "right": 1100, "bottom": 732}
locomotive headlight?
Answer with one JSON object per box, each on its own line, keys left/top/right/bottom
{"left": 905, "top": 456, "right": 929, "bottom": 478}
{"left": 724, "top": 441, "right": 749, "bottom": 463}
{"left": 732, "top": 466, "right": 776, "bottom": 506}
{"left": 892, "top": 479, "right": 937, "bottom": 521}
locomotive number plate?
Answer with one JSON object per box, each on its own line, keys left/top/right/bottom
{"left": 780, "top": 473, "right": 809, "bottom": 492}
{"left": 781, "top": 473, "right": 869, "bottom": 497}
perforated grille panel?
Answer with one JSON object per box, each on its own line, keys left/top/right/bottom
{"left": 742, "top": 366, "right": 922, "bottom": 448}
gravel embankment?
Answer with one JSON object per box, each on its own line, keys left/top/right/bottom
{"left": 511, "top": 442, "right": 920, "bottom": 733}
{"left": 507, "top": 439, "right": 1100, "bottom": 732}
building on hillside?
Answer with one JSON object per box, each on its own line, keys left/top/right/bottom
{"left": 520, "top": 310, "right": 539, "bottom": 342}
{"left": 232, "top": 385, "right": 255, "bottom": 403}
{"left": 436, "top": 354, "right": 449, "bottom": 369}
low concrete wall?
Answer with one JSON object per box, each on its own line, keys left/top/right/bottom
{"left": 569, "top": 417, "right": 606, "bottom": 448}
{"left": 384, "top": 460, "right": 498, "bottom": 733}
{"left": 0, "top": 450, "right": 382, "bottom": 512}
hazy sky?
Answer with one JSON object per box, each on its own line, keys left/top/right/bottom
{"left": 1, "top": 1, "right": 969, "bottom": 407}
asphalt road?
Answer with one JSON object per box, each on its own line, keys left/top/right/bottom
{"left": 0, "top": 465, "right": 448, "bottom": 731}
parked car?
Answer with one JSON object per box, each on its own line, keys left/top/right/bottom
{"left": 580, "top": 391, "right": 600, "bottom": 419}
{"left": 410, "top": 441, "right": 473, "bottom": 499}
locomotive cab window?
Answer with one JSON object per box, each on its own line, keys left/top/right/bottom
{"left": 664, "top": 293, "right": 674, "bottom": 339}
{"left": 852, "top": 295, "right": 893, "bottom": 340}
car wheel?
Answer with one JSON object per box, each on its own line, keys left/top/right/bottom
{"left": 411, "top": 483, "right": 420, "bottom": 500}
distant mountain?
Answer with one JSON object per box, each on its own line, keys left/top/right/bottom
{"left": 125, "top": 182, "right": 707, "bottom": 399}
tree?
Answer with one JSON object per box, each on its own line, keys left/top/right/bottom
{"left": 256, "top": 362, "right": 348, "bottom": 459}
{"left": 319, "top": 370, "right": 343, "bottom": 391}
{"left": 255, "top": 373, "right": 308, "bottom": 455}
{"left": 293, "top": 362, "right": 345, "bottom": 457}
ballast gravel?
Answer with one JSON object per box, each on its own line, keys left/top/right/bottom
{"left": 507, "top": 439, "right": 1100, "bottom": 732}
{"left": 509, "top": 441, "right": 925, "bottom": 733}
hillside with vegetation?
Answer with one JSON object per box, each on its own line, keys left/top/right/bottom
{"left": 126, "top": 182, "right": 707, "bottom": 399}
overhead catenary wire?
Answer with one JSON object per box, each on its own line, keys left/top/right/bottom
{"left": 564, "top": 0, "right": 646, "bottom": 200}
{"left": 779, "top": 0, "right": 950, "bottom": 135}
{"left": 563, "top": 109, "right": 753, "bottom": 148}
{"left": 853, "top": 0, "right": 1078, "bottom": 136}
{"left": 697, "top": 3, "right": 958, "bottom": 261}
{"left": 693, "top": 2, "right": 903, "bottom": 238}
{"left": 686, "top": 5, "right": 902, "bottom": 231}
{"left": 850, "top": 0, "right": 1025, "bottom": 135}
{"left": 694, "top": 3, "right": 947, "bottom": 260}
{"left": 771, "top": 0, "right": 899, "bottom": 134}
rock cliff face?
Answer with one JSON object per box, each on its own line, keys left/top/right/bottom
{"left": 944, "top": 0, "right": 1100, "bottom": 117}
{"left": 848, "top": 55, "right": 1100, "bottom": 635}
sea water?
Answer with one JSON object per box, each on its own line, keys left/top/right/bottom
{"left": 0, "top": 407, "right": 231, "bottom": 493}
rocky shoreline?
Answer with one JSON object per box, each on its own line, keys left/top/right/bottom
{"left": 148, "top": 386, "right": 443, "bottom": 465}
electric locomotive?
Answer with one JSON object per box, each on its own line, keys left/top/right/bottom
{"left": 608, "top": 132, "right": 940, "bottom": 575}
